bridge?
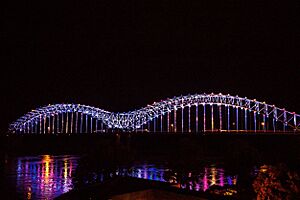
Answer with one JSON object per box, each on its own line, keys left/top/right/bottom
{"left": 8, "top": 93, "right": 300, "bottom": 134}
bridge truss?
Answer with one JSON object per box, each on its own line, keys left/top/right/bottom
{"left": 8, "top": 93, "right": 300, "bottom": 134}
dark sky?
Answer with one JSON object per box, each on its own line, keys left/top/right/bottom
{"left": 1, "top": 1, "right": 299, "bottom": 132}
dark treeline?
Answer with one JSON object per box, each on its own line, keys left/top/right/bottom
{"left": 2, "top": 133, "right": 300, "bottom": 165}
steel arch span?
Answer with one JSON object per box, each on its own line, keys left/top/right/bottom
{"left": 8, "top": 93, "right": 300, "bottom": 134}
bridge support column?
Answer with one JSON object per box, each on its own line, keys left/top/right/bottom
{"left": 188, "top": 105, "right": 191, "bottom": 132}
{"left": 57, "top": 114, "right": 59, "bottom": 133}
{"left": 80, "top": 113, "right": 83, "bottom": 133}
{"left": 27, "top": 122, "right": 30, "bottom": 134}
{"left": 52, "top": 115, "right": 55, "bottom": 134}
{"left": 227, "top": 105, "right": 230, "bottom": 131}
{"left": 154, "top": 117, "right": 156, "bottom": 133}
{"left": 24, "top": 123, "right": 27, "bottom": 134}
{"left": 35, "top": 121, "right": 38, "bottom": 133}
{"left": 61, "top": 113, "right": 64, "bottom": 133}
{"left": 273, "top": 117, "right": 276, "bottom": 132}
{"left": 263, "top": 114, "right": 266, "bottom": 132}
{"left": 85, "top": 115, "right": 88, "bottom": 133}
{"left": 75, "top": 112, "right": 78, "bottom": 133}
{"left": 211, "top": 104, "right": 214, "bottom": 131}
{"left": 31, "top": 122, "right": 34, "bottom": 133}
{"left": 70, "top": 111, "right": 74, "bottom": 133}
{"left": 70, "top": 112, "right": 73, "bottom": 134}
{"left": 167, "top": 112, "right": 170, "bottom": 132}
{"left": 160, "top": 113, "right": 163, "bottom": 132}
{"left": 267, "top": 115, "right": 269, "bottom": 131}
{"left": 95, "top": 119, "right": 98, "bottom": 133}
{"left": 203, "top": 104, "right": 206, "bottom": 132}
{"left": 90, "top": 117, "right": 93, "bottom": 133}
{"left": 294, "top": 114, "right": 297, "bottom": 132}
{"left": 236, "top": 107, "right": 239, "bottom": 131}
{"left": 174, "top": 106, "right": 177, "bottom": 133}
{"left": 43, "top": 115, "right": 46, "bottom": 134}
{"left": 195, "top": 103, "right": 198, "bottom": 133}
{"left": 66, "top": 112, "right": 69, "bottom": 134}
{"left": 219, "top": 105, "right": 222, "bottom": 131}
{"left": 283, "top": 110, "right": 287, "bottom": 132}
{"left": 181, "top": 106, "right": 184, "bottom": 133}
{"left": 254, "top": 111, "right": 257, "bottom": 132}
{"left": 244, "top": 109, "right": 247, "bottom": 131}
{"left": 48, "top": 116, "right": 50, "bottom": 134}
{"left": 264, "top": 104, "right": 268, "bottom": 132}
{"left": 40, "top": 115, "right": 42, "bottom": 133}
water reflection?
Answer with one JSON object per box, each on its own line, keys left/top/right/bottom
{"left": 10, "top": 156, "right": 237, "bottom": 199}
{"left": 14, "top": 155, "right": 79, "bottom": 199}
{"left": 80, "top": 163, "right": 237, "bottom": 192}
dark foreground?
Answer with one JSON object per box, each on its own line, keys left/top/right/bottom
{"left": 55, "top": 176, "right": 214, "bottom": 200}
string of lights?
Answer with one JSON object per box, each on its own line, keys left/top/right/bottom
{"left": 9, "top": 93, "right": 300, "bottom": 133}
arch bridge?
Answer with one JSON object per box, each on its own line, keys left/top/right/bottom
{"left": 9, "top": 93, "right": 300, "bottom": 134}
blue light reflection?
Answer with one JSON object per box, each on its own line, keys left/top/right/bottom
{"left": 13, "top": 155, "right": 79, "bottom": 200}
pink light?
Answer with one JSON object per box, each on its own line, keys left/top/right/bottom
{"left": 220, "top": 169, "right": 224, "bottom": 187}
{"left": 203, "top": 168, "right": 208, "bottom": 191}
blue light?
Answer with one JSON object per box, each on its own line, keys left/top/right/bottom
{"left": 8, "top": 93, "right": 300, "bottom": 133}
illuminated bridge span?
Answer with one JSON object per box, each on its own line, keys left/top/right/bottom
{"left": 9, "top": 93, "right": 300, "bottom": 134}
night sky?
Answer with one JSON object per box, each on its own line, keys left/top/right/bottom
{"left": 1, "top": 2, "right": 299, "bottom": 132}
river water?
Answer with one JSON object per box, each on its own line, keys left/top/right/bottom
{"left": 4, "top": 155, "right": 238, "bottom": 199}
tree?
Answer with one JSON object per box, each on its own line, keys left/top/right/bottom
{"left": 253, "top": 164, "right": 300, "bottom": 200}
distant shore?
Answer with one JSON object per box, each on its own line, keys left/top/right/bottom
{"left": 1, "top": 133, "right": 300, "bottom": 164}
